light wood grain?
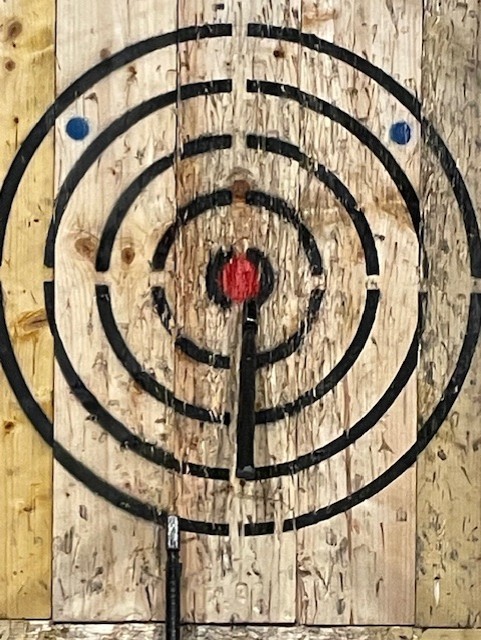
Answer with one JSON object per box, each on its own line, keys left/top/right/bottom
{"left": 0, "top": 0, "right": 54, "bottom": 618}
{"left": 6, "top": 622, "right": 481, "bottom": 640}
{"left": 175, "top": 0, "right": 300, "bottom": 623}
{"left": 296, "top": 0, "right": 421, "bottom": 624}
{"left": 416, "top": 0, "right": 481, "bottom": 628}
{"left": 52, "top": 0, "right": 178, "bottom": 620}
{"left": 0, "top": 621, "right": 416, "bottom": 640}
{"left": 2, "top": 0, "right": 479, "bottom": 627}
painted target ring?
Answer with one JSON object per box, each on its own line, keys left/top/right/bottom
{"left": 0, "top": 22, "right": 480, "bottom": 537}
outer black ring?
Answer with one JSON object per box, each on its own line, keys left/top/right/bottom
{"left": 0, "top": 23, "right": 478, "bottom": 535}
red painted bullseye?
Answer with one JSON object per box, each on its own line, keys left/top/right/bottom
{"left": 219, "top": 254, "right": 261, "bottom": 303}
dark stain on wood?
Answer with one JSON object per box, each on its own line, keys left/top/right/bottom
{"left": 231, "top": 179, "right": 250, "bottom": 202}
{"left": 16, "top": 309, "right": 48, "bottom": 337}
{"left": 4, "top": 420, "right": 15, "bottom": 433}
{"left": 75, "top": 236, "right": 97, "bottom": 260}
{"left": 121, "top": 246, "right": 135, "bottom": 265}
{"left": 7, "top": 20, "right": 23, "bottom": 41}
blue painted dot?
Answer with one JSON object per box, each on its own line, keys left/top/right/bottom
{"left": 66, "top": 116, "right": 90, "bottom": 141}
{"left": 390, "top": 121, "right": 412, "bottom": 145}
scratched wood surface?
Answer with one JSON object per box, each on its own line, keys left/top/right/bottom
{"left": 3, "top": 623, "right": 481, "bottom": 640}
{"left": 52, "top": 0, "right": 177, "bottom": 620}
{"left": 1, "top": 0, "right": 481, "bottom": 629}
{"left": 175, "top": 0, "right": 299, "bottom": 623}
{"left": 0, "top": 0, "right": 54, "bottom": 619}
{"left": 416, "top": 0, "right": 481, "bottom": 628}
{"left": 295, "top": 0, "right": 421, "bottom": 624}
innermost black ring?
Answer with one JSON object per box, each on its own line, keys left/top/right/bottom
{"left": 152, "top": 189, "right": 322, "bottom": 274}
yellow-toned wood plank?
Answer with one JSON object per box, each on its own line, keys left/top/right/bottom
{"left": 416, "top": 0, "right": 481, "bottom": 628}
{"left": 297, "top": 0, "right": 421, "bottom": 624}
{"left": 52, "top": 0, "right": 177, "bottom": 620}
{"left": 0, "top": 0, "right": 54, "bottom": 619}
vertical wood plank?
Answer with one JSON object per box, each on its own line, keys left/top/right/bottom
{"left": 296, "top": 0, "right": 421, "bottom": 624}
{"left": 53, "top": 0, "right": 177, "bottom": 620}
{"left": 176, "top": 0, "right": 300, "bottom": 623}
{"left": 416, "top": 0, "right": 481, "bottom": 627}
{"left": 0, "top": 0, "right": 54, "bottom": 618}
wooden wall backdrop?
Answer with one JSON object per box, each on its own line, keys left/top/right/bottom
{"left": 0, "top": 0, "right": 480, "bottom": 635}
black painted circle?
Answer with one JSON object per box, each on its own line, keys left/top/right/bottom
{"left": 147, "top": 167, "right": 379, "bottom": 372}
{"left": 105, "top": 176, "right": 380, "bottom": 448}
{"left": 150, "top": 188, "right": 326, "bottom": 371}
{"left": 0, "top": 23, "right": 478, "bottom": 536}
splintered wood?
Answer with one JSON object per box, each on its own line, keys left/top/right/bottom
{"left": 3, "top": 622, "right": 481, "bottom": 640}
{"left": 416, "top": 0, "right": 481, "bottom": 628}
{"left": 0, "top": 0, "right": 480, "bottom": 630}
{"left": 53, "top": 0, "right": 178, "bottom": 620}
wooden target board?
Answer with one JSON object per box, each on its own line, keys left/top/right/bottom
{"left": 1, "top": 0, "right": 480, "bottom": 633}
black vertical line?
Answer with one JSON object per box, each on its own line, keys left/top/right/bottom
{"left": 165, "top": 515, "right": 182, "bottom": 640}
{"left": 236, "top": 300, "right": 259, "bottom": 479}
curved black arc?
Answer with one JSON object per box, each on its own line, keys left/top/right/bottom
{"left": 45, "top": 282, "right": 230, "bottom": 479}
{"left": 96, "top": 134, "right": 233, "bottom": 272}
{"left": 256, "top": 288, "right": 325, "bottom": 367}
{"left": 244, "top": 293, "right": 481, "bottom": 536}
{"left": 246, "top": 191, "right": 323, "bottom": 275}
{"left": 95, "top": 283, "right": 230, "bottom": 430}
{"left": 247, "top": 136, "right": 380, "bottom": 276}
{"left": 253, "top": 296, "right": 423, "bottom": 479}
{"left": 152, "top": 286, "right": 229, "bottom": 369}
{"left": 255, "top": 289, "right": 380, "bottom": 424}
{"left": 247, "top": 23, "right": 481, "bottom": 278}
{"left": 152, "top": 190, "right": 233, "bottom": 270}
{"left": 45, "top": 80, "right": 233, "bottom": 268}
{"left": 0, "top": 287, "right": 229, "bottom": 534}
{"left": 152, "top": 285, "right": 324, "bottom": 370}
{"left": 422, "top": 123, "right": 481, "bottom": 278}
{"left": 248, "top": 23, "right": 421, "bottom": 117}
{"left": 153, "top": 188, "right": 322, "bottom": 273}
{"left": 248, "top": 79, "right": 420, "bottom": 241}
{"left": 0, "top": 23, "right": 232, "bottom": 266}
{"left": 0, "top": 283, "right": 166, "bottom": 528}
